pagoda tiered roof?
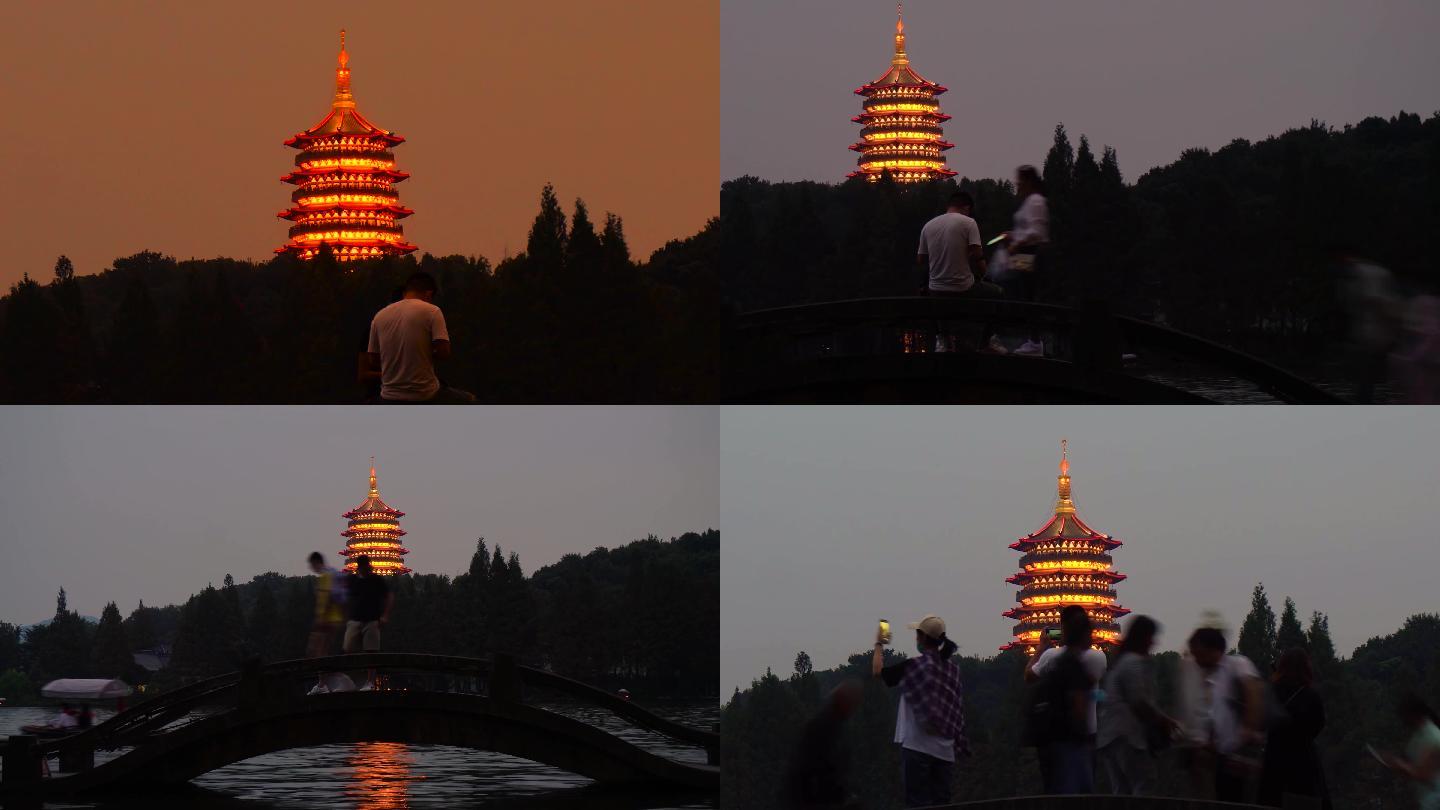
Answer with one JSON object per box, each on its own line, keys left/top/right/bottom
{"left": 338, "top": 457, "right": 411, "bottom": 575}
{"left": 275, "top": 31, "right": 417, "bottom": 261}
{"left": 1001, "top": 442, "right": 1131, "bottom": 651}
{"left": 847, "top": 5, "right": 956, "bottom": 183}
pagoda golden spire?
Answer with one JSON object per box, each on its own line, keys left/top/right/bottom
{"left": 368, "top": 454, "right": 379, "bottom": 498}
{"left": 333, "top": 29, "right": 355, "bottom": 110}
{"left": 893, "top": 2, "right": 908, "bottom": 66}
{"left": 1055, "top": 439, "right": 1075, "bottom": 514}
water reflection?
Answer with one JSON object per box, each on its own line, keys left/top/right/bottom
{"left": 346, "top": 742, "right": 415, "bottom": 810}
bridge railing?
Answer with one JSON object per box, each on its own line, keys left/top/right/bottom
{"left": 21, "top": 652, "right": 717, "bottom": 774}
{"left": 729, "top": 296, "right": 1342, "bottom": 404}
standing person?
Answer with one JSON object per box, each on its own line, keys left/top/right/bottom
{"left": 1097, "top": 615, "right": 1179, "bottom": 796}
{"left": 1025, "top": 605, "right": 1106, "bottom": 794}
{"left": 1392, "top": 291, "right": 1440, "bottom": 403}
{"left": 1381, "top": 693, "right": 1440, "bottom": 810}
{"left": 782, "top": 679, "right": 865, "bottom": 810}
{"left": 306, "top": 551, "right": 346, "bottom": 695}
{"left": 364, "top": 271, "right": 475, "bottom": 404}
{"left": 344, "top": 555, "right": 394, "bottom": 690}
{"left": 994, "top": 165, "right": 1051, "bottom": 356}
{"left": 1258, "top": 648, "right": 1331, "bottom": 808}
{"left": 1176, "top": 625, "right": 1264, "bottom": 802}
{"left": 1331, "top": 243, "right": 1403, "bottom": 403}
{"left": 871, "top": 614, "right": 971, "bottom": 808}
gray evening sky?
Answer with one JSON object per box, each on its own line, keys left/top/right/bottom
{"left": 721, "top": 406, "right": 1440, "bottom": 696}
{"left": 722, "top": 0, "right": 1440, "bottom": 184}
{"left": 0, "top": 407, "right": 717, "bottom": 624}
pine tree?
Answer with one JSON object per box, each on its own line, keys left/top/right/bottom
{"left": 56, "top": 587, "right": 67, "bottom": 616}
{"left": 1237, "top": 582, "right": 1279, "bottom": 673}
{"left": 600, "top": 213, "right": 631, "bottom": 270}
{"left": 1307, "top": 611, "right": 1337, "bottom": 672}
{"left": 1041, "top": 123, "right": 1075, "bottom": 205}
{"left": 1277, "top": 596, "right": 1307, "bottom": 655}
{"left": 567, "top": 199, "right": 602, "bottom": 269}
{"left": 91, "top": 602, "right": 132, "bottom": 677}
{"left": 527, "top": 183, "right": 569, "bottom": 271}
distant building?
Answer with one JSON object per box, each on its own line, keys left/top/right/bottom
{"left": 132, "top": 644, "right": 171, "bottom": 672}
{"left": 276, "top": 30, "right": 417, "bottom": 262}
{"left": 1003, "top": 441, "right": 1130, "bottom": 651}
{"left": 848, "top": 3, "right": 956, "bottom": 183}
{"left": 340, "top": 456, "right": 411, "bottom": 575}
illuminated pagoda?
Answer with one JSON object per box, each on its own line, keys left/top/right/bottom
{"left": 1002, "top": 441, "right": 1129, "bottom": 652}
{"left": 848, "top": 3, "right": 956, "bottom": 182}
{"left": 340, "top": 456, "right": 411, "bottom": 575}
{"left": 276, "top": 30, "right": 417, "bottom": 262}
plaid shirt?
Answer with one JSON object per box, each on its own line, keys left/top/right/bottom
{"left": 899, "top": 650, "right": 971, "bottom": 757}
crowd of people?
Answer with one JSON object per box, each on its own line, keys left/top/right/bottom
{"left": 784, "top": 609, "right": 1440, "bottom": 809}
{"left": 305, "top": 551, "right": 394, "bottom": 693}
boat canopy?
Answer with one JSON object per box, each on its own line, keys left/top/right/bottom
{"left": 39, "top": 678, "right": 133, "bottom": 700}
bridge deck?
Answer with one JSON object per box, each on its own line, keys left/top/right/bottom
{"left": 2, "top": 653, "right": 717, "bottom": 802}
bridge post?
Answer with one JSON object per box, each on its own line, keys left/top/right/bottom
{"left": 56, "top": 742, "right": 93, "bottom": 774}
{"left": 491, "top": 653, "right": 521, "bottom": 704}
{"left": 2, "top": 735, "right": 43, "bottom": 809}
{"left": 1074, "top": 298, "right": 1123, "bottom": 374}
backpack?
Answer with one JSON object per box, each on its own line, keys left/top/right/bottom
{"left": 1023, "top": 649, "right": 1089, "bottom": 747}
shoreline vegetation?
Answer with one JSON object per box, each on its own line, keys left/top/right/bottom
{"left": 722, "top": 586, "right": 1439, "bottom": 810}
{"left": 0, "top": 529, "right": 720, "bottom": 706}
{"left": 721, "top": 112, "right": 1440, "bottom": 395}
{"left": 0, "top": 185, "right": 719, "bottom": 404}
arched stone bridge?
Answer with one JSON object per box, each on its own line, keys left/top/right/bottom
{"left": 728, "top": 297, "right": 1344, "bottom": 404}
{"left": 1, "top": 653, "right": 717, "bottom": 806}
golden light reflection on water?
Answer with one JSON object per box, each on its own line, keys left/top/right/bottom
{"left": 345, "top": 742, "right": 418, "bottom": 810}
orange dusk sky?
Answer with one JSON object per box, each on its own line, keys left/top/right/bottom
{"left": 1, "top": 1, "right": 718, "bottom": 288}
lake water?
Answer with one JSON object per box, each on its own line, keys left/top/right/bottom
{"left": 0, "top": 702, "right": 717, "bottom": 810}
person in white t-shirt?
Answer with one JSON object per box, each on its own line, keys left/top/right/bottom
{"left": 917, "top": 192, "right": 1000, "bottom": 297}
{"left": 1025, "top": 605, "right": 1107, "bottom": 794}
{"left": 365, "top": 272, "right": 474, "bottom": 404}
{"left": 1177, "top": 625, "right": 1263, "bottom": 803}
{"left": 917, "top": 192, "right": 1003, "bottom": 352}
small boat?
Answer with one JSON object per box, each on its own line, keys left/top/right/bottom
{"left": 19, "top": 724, "right": 74, "bottom": 738}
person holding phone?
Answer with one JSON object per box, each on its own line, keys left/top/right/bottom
{"left": 1025, "top": 606, "right": 1108, "bottom": 794}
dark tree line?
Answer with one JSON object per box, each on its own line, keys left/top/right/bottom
{"left": 0, "top": 530, "right": 718, "bottom": 702}
{"left": 722, "top": 587, "right": 1440, "bottom": 810}
{"left": 0, "top": 185, "right": 719, "bottom": 403}
{"left": 722, "top": 112, "right": 1440, "bottom": 373}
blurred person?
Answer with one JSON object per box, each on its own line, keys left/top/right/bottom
{"left": 1024, "top": 605, "right": 1105, "bottom": 794}
{"left": 1177, "top": 624, "right": 1264, "bottom": 802}
{"left": 1380, "top": 693, "right": 1440, "bottom": 810}
{"left": 306, "top": 551, "right": 346, "bottom": 695}
{"left": 364, "top": 272, "right": 475, "bottom": 403}
{"left": 991, "top": 165, "right": 1051, "bottom": 356}
{"left": 1331, "top": 243, "right": 1403, "bottom": 403}
{"left": 872, "top": 614, "right": 970, "bottom": 808}
{"left": 1392, "top": 291, "right": 1440, "bottom": 403}
{"left": 782, "top": 679, "right": 865, "bottom": 810}
{"left": 344, "top": 555, "right": 394, "bottom": 690}
{"left": 1097, "top": 615, "right": 1179, "bottom": 796}
{"left": 51, "top": 703, "right": 78, "bottom": 730}
{"left": 1258, "top": 648, "right": 1331, "bottom": 808}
